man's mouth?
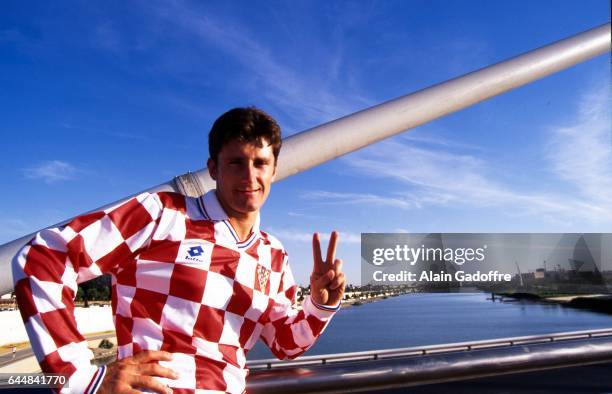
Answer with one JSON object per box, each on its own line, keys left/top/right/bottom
{"left": 237, "top": 188, "right": 260, "bottom": 194}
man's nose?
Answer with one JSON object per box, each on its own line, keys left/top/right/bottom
{"left": 242, "top": 161, "right": 256, "bottom": 181}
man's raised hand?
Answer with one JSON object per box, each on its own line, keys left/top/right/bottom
{"left": 310, "top": 231, "right": 346, "bottom": 307}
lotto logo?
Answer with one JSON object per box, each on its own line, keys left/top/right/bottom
{"left": 187, "top": 246, "right": 204, "bottom": 259}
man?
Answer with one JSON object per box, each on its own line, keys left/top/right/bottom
{"left": 13, "top": 107, "right": 346, "bottom": 393}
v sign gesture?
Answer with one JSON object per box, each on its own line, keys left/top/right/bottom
{"left": 310, "top": 231, "right": 346, "bottom": 307}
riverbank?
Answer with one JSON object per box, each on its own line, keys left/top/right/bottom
{"left": 496, "top": 292, "right": 612, "bottom": 314}
{"left": 341, "top": 294, "right": 398, "bottom": 308}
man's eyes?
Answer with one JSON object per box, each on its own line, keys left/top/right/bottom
{"left": 227, "top": 160, "right": 270, "bottom": 167}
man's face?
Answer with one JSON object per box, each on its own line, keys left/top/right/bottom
{"left": 208, "top": 138, "right": 277, "bottom": 219}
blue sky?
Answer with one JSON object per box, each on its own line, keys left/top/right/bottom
{"left": 1, "top": 1, "right": 610, "bottom": 286}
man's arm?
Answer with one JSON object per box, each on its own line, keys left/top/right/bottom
{"left": 12, "top": 192, "right": 168, "bottom": 393}
{"left": 259, "top": 232, "right": 346, "bottom": 360}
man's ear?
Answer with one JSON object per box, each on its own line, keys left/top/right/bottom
{"left": 271, "top": 162, "right": 277, "bottom": 182}
{"left": 207, "top": 158, "right": 217, "bottom": 180}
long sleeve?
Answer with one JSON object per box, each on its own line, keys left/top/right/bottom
{"left": 11, "top": 192, "right": 163, "bottom": 393}
{"left": 259, "top": 257, "right": 339, "bottom": 360}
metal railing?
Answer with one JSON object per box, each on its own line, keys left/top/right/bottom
{"left": 246, "top": 328, "right": 612, "bottom": 393}
{"left": 247, "top": 327, "right": 612, "bottom": 369}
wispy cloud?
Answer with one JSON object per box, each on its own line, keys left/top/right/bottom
{"left": 302, "top": 85, "right": 612, "bottom": 226}
{"left": 344, "top": 142, "right": 494, "bottom": 200}
{"left": 400, "top": 131, "right": 486, "bottom": 152}
{"left": 269, "top": 228, "right": 361, "bottom": 244}
{"left": 287, "top": 211, "right": 308, "bottom": 218}
{"left": 341, "top": 139, "right": 610, "bottom": 222}
{"left": 143, "top": 2, "right": 375, "bottom": 131}
{"left": 286, "top": 211, "right": 327, "bottom": 219}
{"left": 303, "top": 191, "right": 422, "bottom": 210}
{"left": 23, "top": 160, "right": 80, "bottom": 183}
{"left": 545, "top": 85, "right": 612, "bottom": 208}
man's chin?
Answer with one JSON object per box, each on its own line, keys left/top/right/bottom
{"left": 235, "top": 201, "right": 263, "bottom": 214}
{"left": 229, "top": 194, "right": 266, "bottom": 214}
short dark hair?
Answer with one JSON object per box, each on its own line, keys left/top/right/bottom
{"left": 208, "top": 107, "right": 282, "bottom": 164}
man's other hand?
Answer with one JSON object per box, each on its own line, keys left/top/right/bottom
{"left": 98, "top": 350, "right": 178, "bottom": 394}
{"left": 310, "top": 231, "right": 346, "bottom": 307}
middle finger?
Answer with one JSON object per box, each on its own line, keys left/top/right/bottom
{"left": 326, "top": 231, "right": 339, "bottom": 264}
{"left": 138, "top": 363, "right": 178, "bottom": 379}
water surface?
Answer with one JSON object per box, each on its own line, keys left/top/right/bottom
{"left": 247, "top": 293, "right": 612, "bottom": 359}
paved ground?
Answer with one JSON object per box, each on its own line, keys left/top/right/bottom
{"left": 0, "top": 332, "right": 115, "bottom": 369}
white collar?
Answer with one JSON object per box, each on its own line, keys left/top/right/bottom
{"left": 201, "top": 189, "right": 261, "bottom": 246}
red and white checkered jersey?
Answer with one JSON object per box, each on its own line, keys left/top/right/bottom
{"left": 12, "top": 190, "right": 339, "bottom": 393}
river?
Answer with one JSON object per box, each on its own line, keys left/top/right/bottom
{"left": 247, "top": 292, "right": 612, "bottom": 360}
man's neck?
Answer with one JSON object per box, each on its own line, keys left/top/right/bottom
{"left": 227, "top": 215, "right": 257, "bottom": 242}
{"left": 214, "top": 191, "right": 258, "bottom": 242}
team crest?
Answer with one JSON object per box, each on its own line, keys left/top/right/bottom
{"left": 257, "top": 265, "right": 270, "bottom": 291}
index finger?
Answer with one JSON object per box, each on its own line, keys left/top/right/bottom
{"left": 138, "top": 363, "right": 179, "bottom": 380}
{"left": 326, "top": 231, "right": 339, "bottom": 264}
{"left": 132, "top": 350, "right": 173, "bottom": 363}
{"left": 312, "top": 232, "right": 324, "bottom": 272}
